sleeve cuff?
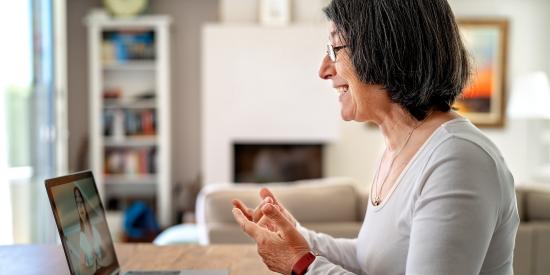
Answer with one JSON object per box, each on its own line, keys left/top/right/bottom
{"left": 304, "top": 256, "right": 328, "bottom": 274}
{"left": 295, "top": 222, "right": 313, "bottom": 247}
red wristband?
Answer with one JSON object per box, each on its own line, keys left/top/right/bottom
{"left": 291, "top": 252, "right": 316, "bottom": 275}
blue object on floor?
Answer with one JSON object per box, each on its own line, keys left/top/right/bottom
{"left": 124, "top": 201, "right": 160, "bottom": 239}
{"left": 153, "top": 223, "right": 199, "bottom": 245}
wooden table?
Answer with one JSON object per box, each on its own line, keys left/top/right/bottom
{"left": 0, "top": 244, "right": 276, "bottom": 275}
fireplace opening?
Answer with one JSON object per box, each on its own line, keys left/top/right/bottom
{"left": 233, "top": 143, "right": 323, "bottom": 183}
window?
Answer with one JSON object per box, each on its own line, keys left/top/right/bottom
{"left": 0, "top": 0, "right": 64, "bottom": 244}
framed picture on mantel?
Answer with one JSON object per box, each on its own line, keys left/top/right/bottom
{"left": 455, "top": 19, "right": 509, "bottom": 128}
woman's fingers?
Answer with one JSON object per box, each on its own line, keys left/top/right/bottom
{"left": 259, "top": 188, "right": 279, "bottom": 205}
{"left": 232, "top": 197, "right": 275, "bottom": 223}
{"left": 252, "top": 197, "right": 273, "bottom": 222}
{"left": 257, "top": 215, "right": 276, "bottom": 232}
{"left": 232, "top": 208, "right": 265, "bottom": 240}
{"left": 261, "top": 203, "right": 295, "bottom": 235}
{"left": 232, "top": 199, "right": 253, "bottom": 221}
{"left": 236, "top": 203, "right": 311, "bottom": 275}
{"left": 259, "top": 188, "right": 297, "bottom": 227}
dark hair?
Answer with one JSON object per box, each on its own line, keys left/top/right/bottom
{"left": 74, "top": 187, "right": 92, "bottom": 234}
{"left": 324, "top": 0, "right": 470, "bottom": 120}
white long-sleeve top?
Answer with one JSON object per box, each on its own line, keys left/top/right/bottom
{"left": 297, "top": 118, "right": 519, "bottom": 275}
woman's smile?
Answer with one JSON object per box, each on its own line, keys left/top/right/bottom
{"left": 335, "top": 85, "right": 349, "bottom": 102}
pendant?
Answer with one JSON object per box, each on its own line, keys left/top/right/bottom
{"left": 373, "top": 199, "right": 381, "bottom": 206}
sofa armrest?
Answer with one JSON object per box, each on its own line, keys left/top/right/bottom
{"left": 517, "top": 183, "right": 550, "bottom": 222}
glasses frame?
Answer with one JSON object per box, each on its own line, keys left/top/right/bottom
{"left": 326, "top": 44, "right": 348, "bottom": 62}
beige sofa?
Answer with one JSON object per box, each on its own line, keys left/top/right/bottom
{"left": 514, "top": 184, "right": 550, "bottom": 275}
{"left": 196, "top": 178, "right": 368, "bottom": 244}
{"left": 196, "top": 178, "right": 550, "bottom": 275}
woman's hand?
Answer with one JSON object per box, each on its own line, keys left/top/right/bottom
{"left": 233, "top": 203, "right": 311, "bottom": 275}
{"left": 232, "top": 188, "right": 297, "bottom": 227}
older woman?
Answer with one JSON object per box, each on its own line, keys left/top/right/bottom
{"left": 232, "top": 0, "right": 519, "bottom": 274}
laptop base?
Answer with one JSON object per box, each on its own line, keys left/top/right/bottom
{"left": 125, "top": 271, "right": 228, "bottom": 275}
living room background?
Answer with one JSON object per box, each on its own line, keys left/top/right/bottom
{"left": 67, "top": 0, "right": 550, "bottom": 190}
{"left": 1, "top": 1, "right": 550, "bottom": 274}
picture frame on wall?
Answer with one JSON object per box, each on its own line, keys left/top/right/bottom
{"left": 455, "top": 19, "right": 509, "bottom": 128}
{"left": 259, "top": 0, "right": 290, "bottom": 26}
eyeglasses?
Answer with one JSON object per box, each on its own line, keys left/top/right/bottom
{"left": 326, "top": 44, "right": 348, "bottom": 62}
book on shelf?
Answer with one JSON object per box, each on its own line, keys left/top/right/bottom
{"left": 102, "top": 30, "right": 156, "bottom": 63}
{"left": 103, "top": 108, "right": 157, "bottom": 137}
{"left": 104, "top": 147, "right": 157, "bottom": 176}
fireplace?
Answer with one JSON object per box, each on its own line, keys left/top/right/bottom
{"left": 233, "top": 143, "right": 323, "bottom": 183}
{"left": 202, "top": 26, "right": 340, "bottom": 184}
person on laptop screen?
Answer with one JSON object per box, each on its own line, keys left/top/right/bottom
{"left": 74, "top": 186, "right": 108, "bottom": 273}
{"left": 49, "top": 176, "right": 117, "bottom": 275}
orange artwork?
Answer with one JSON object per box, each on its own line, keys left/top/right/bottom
{"left": 455, "top": 20, "right": 508, "bottom": 127}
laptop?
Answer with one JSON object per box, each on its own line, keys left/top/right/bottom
{"left": 45, "top": 170, "right": 227, "bottom": 275}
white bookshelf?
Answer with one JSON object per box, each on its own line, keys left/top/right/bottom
{"left": 86, "top": 12, "right": 173, "bottom": 227}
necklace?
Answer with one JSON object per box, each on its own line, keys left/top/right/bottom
{"left": 371, "top": 117, "right": 428, "bottom": 206}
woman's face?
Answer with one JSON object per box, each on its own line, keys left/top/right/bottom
{"left": 74, "top": 190, "right": 86, "bottom": 220}
{"left": 319, "top": 22, "right": 386, "bottom": 122}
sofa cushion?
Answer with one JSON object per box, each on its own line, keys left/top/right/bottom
{"left": 273, "top": 182, "right": 359, "bottom": 223}
{"left": 514, "top": 225, "right": 533, "bottom": 275}
{"left": 531, "top": 222, "right": 550, "bottom": 275}
{"left": 197, "top": 177, "right": 359, "bottom": 224}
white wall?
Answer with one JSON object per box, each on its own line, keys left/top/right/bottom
{"left": 220, "top": 0, "right": 331, "bottom": 24}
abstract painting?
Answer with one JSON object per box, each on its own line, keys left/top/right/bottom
{"left": 455, "top": 19, "right": 509, "bottom": 127}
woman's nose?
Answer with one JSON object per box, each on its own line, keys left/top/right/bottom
{"left": 318, "top": 55, "right": 336, "bottom": 80}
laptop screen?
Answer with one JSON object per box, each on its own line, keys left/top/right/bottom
{"left": 46, "top": 171, "right": 119, "bottom": 275}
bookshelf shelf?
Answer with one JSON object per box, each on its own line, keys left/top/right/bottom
{"left": 104, "top": 137, "right": 158, "bottom": 147}
{"left": 102, "top": 60, "right": 156, "bottom": 71}
{"left": 87, "top": 13, "right": 173, "bottom": 227}
{"left": 103, "top": 99, "right": 157, "bottom": 109}
{"left": 105, "top": 174, "right": 157, "bottom": 185}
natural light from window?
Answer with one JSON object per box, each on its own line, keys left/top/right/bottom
{"left": 0, "top": 0, "right": 32, "bottom": 245}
